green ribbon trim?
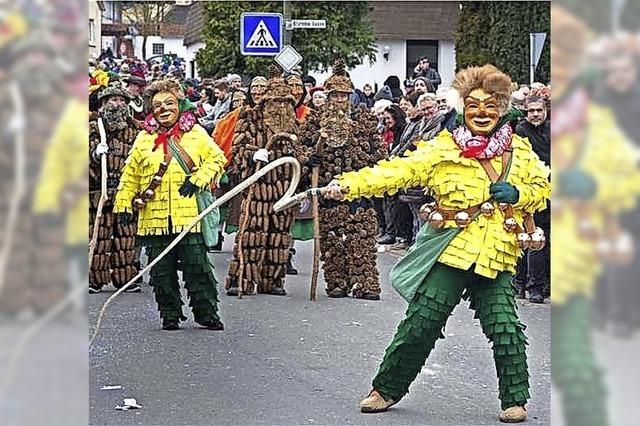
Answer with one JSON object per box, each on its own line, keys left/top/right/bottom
{"left": 179, "top": 98, "right": 197, "bottom": 113}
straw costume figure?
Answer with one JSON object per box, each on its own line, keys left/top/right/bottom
{"left": 225, "top": 65, "right": 310, "bottom": 296}
{"left": 299, "top": 58, "right": 386, "bottom": 299}
{"left": 89, "top": 83, "right": 141, "bottom": 293}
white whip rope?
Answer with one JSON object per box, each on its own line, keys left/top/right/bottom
{"left": 89, "top": 156, "right": 302, "bottom": 346}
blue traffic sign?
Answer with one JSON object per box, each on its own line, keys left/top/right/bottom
{"left": 240, "top": 12, "right": 283, "bottom": 56}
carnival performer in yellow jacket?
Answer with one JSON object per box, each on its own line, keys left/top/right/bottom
{"left": 548, "top": 8, "right": 640, "bottom": 426}
{"left": 326, "top": 65, "right": 550, "bottom": 423}
{"left": 113, "top": 79, "right": 227, "bottom": 331}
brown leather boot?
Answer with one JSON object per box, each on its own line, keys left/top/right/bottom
{"left": 499, "top": 406, "right": 527, "bottom": 423}
{"left": 359, "top": 389, "right": 398, "bottom": 413}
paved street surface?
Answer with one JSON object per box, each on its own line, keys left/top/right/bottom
{"left": 89, "top": 237, "right": 551, "bottom": 425}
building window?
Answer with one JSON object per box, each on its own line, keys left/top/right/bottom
{"left": 89, "top": 19, "right": 95, "bottom": 45}
{"left": 152, "top": 43, "right": 164, "bottom": 55}
{"left": 406, "top": 40, "right": 439, "bottom": 80}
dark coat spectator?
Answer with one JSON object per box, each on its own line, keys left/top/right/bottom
{"left": 412, "top": 56, "right": 441, "bottom": 90}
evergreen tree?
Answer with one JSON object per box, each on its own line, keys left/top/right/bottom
{"left": 456, "top": 2, "right": 550, "bottom": 84}
{"left": 196, "top": 1, "right": 376, "bottom": 78}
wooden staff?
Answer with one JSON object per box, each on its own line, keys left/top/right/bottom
{"left": 88, "top": 118, "right": 108, "bottom": 270}
{"left": 310, "top": 131, "right": 327, "bottom": 301}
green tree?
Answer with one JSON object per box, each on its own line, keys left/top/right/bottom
{"left": 456, "top": 2, "right": 550, "bottom": 85}
{"left": 455, "top": 2, "right": 491, "bottom": 70}
{"left": 196, "top": 1, "right": 376, "bottom": 78}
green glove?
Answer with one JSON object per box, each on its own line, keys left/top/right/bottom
{"left": 489, "top": 182, "right": 520, "bottom": 204}
{"left": 219, "top": 172, "right": 230, "bottom": 186}
{"left": 559, "top": 169, "right": 597, "bottom": 199}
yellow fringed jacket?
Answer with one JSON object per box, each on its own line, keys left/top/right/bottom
{"left": 337, "top": 129, "right": 551, "bottom": 279}
{"left": 552, "top": 104, "right": 640, "bottom": 304}
{"left": 113, "top": 124, "right": 226, "bottom": 235}
{"left": 32, "top": 99, "right": 88, "bottom": 245}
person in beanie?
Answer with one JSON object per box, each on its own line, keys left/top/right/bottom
{"left": 326, "top": 64, "right": 550, "bottom": 422}
{"left": 89, "top": 82, "right": 142, "bottom": 294}
{"left": 113, "top": 79, "right": 227, "bottom": 331}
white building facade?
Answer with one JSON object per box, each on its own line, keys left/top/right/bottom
{"left": 309, "top": 39, "right": 456, "bottom": 92}
{"left": 132, "top": 36, "right": 188, "bottom": 61}
{"left": 310, "top": 2, "right": 458, "bottom": 91}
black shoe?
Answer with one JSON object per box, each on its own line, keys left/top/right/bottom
{"left": 210, "top": 234, "right": 224, "bottom": 252}
{"left": 89, "top": 285, "right": 101, "bottom": 294}
{"left": 286, "top": 262, "right": 298, "bottom": 275}
{"left": 360, "top": 292, "right": 381, "bottom": 301}
{"left": 328, "top": 287, "right": 347, "bottom": 298}
{"left": 377, "top": 235, "right": 396, "bottom": 245}
{"left": 198, "top": 318, "right": 224, "bottom": 331}
{"left": 270, "top": 287, "right": 286, "bottom": 296}
{"left": 226, "top": 287, "right": 239, "bottom": 296}
{"left": 123, "top": 284, "right": 142, "bottom": 293}
{"left": 162, "top": 319, "right": 181, "bottom": 330}
{"left": 529, "top": 293, "right": 544, "bottom": 304}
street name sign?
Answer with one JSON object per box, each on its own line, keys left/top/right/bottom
{"left": 285, "top": 19, "right": 327, "bottom": 30}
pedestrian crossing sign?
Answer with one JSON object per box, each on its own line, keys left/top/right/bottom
{"left": 240, "top": 12, "right": 283, "bottom": 56}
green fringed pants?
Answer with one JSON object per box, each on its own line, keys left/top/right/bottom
{"left": 142, "top": 233, "right": 220, "bottom": 325}
{"left": 373, "top": 262, "right": 530, "bottom": 410}
{"left": 552, "top": 297, "right": 607, "bottom": 426}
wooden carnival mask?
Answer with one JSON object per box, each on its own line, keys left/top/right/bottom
{"left": 464, "top": 88, "right": 500, "bottom": 136}
{"left": 151, "top": 91, "right": 180, "bottom": 128}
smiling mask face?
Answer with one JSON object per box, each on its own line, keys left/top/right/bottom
{"left": 464, "top": 88, "right": 500, "bottom": 136}
{"left": 151, "top": 91, "right": 179, "bottom": 128}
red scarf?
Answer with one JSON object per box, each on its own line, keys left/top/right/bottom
{"left": 153, "top": 122, "right": 181, "bottom": 154}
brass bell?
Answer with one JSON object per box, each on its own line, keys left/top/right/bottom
{"left": 419, "top": 202, "right": 436, "bottom": 221}
{"left": 153, "top": 175, "right": 162, "bottom": 183}
{"left": 133, "top": 198, "right": 146, "bottom": 209}
{"left": 480, "top": 202, "right": 495, "bottom": 217}
{"left": 529, "top": 227, "right": 546, "bottom": 251}
{"left": 454, "top": 211, "right": 471, "bottom": 228}
{"left": 504, "top": 217, "right": 518, "bottom": 232}
{"left": 144, "top": 189, "right": 155, "bottom": 198}
{"left": 516, "top": 232, "right": 532, "bottom": 249}
{"left": 498, "top": 202, "right": 510, "bottom": 212}
{"left": 428, "top": 211, "right": 445, "bottom": 229}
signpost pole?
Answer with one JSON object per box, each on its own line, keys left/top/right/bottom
{"left": 283, "top": 0, "right": 292, "bottom": 45}
{"left": 529, "top": 33, "right": 535, "bottom": 85}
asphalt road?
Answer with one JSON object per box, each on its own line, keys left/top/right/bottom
{"left": 89, "top": 237, "right": 551, "bottom": 425}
